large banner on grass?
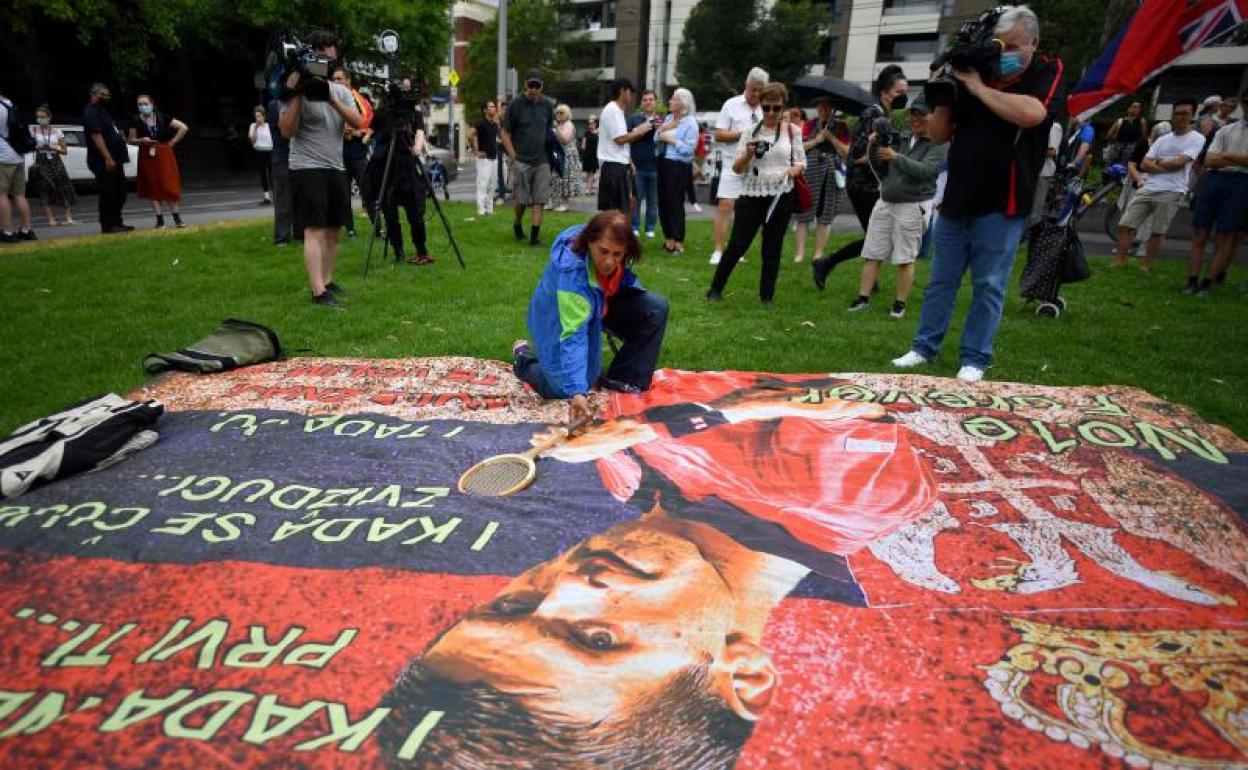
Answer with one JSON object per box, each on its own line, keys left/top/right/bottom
{"left": 1, "top": 358, "right": 1245, "bottom": 769}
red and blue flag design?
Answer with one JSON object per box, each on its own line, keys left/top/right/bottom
{"left": 1068, "top": 0, "right": 1247, "bottom": 121}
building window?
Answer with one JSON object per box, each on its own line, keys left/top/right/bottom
{"left": 877, "top": 33, "right": 941, "bottom": 62}
{"left": 883, "top": 0, "right": 941, "bottom": 14}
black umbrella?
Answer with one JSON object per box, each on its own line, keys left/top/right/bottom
{"left": 792, "top": 74, "right": 875, "bottom": 114}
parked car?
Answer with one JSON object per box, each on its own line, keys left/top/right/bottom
{"left": 22, "top": 124, "right": 138, "bottom": 189}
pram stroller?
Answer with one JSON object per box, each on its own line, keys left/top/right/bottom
{"left": 1019, "top": 163, "right": 1126, "bottom": 317}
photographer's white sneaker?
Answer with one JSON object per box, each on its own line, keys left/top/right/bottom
{"left": 709, "top": 250, "right": 722, "bottom": 265}
{"left": 891, "top": 351, "right": 930, "bottom": 368}
{"left": 956, "top": 365, "right": 985, "bottom": 383}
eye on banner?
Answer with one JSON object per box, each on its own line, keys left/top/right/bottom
{"left": 1, "top": 358, "right": 1244, "bottom": 769}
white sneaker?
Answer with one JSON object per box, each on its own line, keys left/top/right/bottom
{"left": 709, "top": 250, "right": 722, "bottom": 265}
{"left": 891, "top": 351, "right": 930, "bottom": 368}
{"left": 692, "top": 203, "right": 703, "bottom": 213}
{"left": 633, "top": 229, "right": 640, "bottom": 236}
{"left": 646, "top": 231, "right": 655, "bottom": 238}
{"left": 956, "top": 365, "right": 985, "bottom": 383}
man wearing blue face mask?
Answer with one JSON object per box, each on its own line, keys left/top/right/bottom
{"left": 892, "top": 5, "right": 1063, "bottom": 384}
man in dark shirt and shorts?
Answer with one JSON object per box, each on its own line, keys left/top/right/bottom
{"left": 892, "top": 5, "right": 1062, "bottom": 384}
{"left": 278, "top": 30, "right": 363, "bottom": 308}
{"left": 501, "top": 69, "right": 554, "bottom": 246}
{"left": 82, "top": 83, "right": 132, "bottom": 234}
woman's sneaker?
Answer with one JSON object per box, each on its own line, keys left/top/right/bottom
{"left": 891, "top": 351, "right": 929, "bottom": 368}
{"left": 956, "top": 365, "right": 985, "bottom": 383}
{"left": 848, "top": 296, "right": 869, "bottom": 312}
{"left": 889, "top": 300, "right": 906, "bottom": 318}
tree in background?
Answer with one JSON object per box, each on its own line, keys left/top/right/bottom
{"left": 461, "top": 0, "right": 595, "bottom": 111}
{"left": 676, "top": 0, "right": 823, "bottom": 109}
{"left": 2, "top": 0, "right": 450, "bottom": 91}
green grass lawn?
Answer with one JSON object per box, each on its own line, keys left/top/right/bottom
{"left": 2, "top": 202, "right": 1245, "bottom": 437}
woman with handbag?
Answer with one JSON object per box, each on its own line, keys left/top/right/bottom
{"left": 792, "top": 98, "right": 847, "bottom": 263}
{"left": 706, "top": 82, "right": 805, "bottom": 306}
{"left": 550, "top": 104, "right": 585, "bottom": 212}
{"left": 656, "top": 87, "right": 699, "bottom": 253}
{"left": 128, "top": 94, "right": 189, "bottom": 228}
{"left": 29, "top": 105, "right": 77, "bottom": 226}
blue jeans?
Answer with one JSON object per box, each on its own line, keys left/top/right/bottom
{"left": 911, "top": 213, "right": 1026, "bottom": 369}
{"left": 632, "top": 169, "right": 658, "bottom": 233}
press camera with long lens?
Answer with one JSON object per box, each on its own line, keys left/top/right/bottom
{"left": 267, "top": 33, "right": 335, "bottom": 102}
{"left": 924, "top": 6, "right": 1007, "bottom": 108}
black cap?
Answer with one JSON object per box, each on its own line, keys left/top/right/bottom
{"left": 524, "top": 69, "right": 543, "bottom": 84}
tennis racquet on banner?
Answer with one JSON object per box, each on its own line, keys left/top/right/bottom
{"left": 457, "top": 417, "right": 590, "bottom": 497}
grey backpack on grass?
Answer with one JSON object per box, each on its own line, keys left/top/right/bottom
{"left": 143, "top": 319, "right": 281, "bottom": 374}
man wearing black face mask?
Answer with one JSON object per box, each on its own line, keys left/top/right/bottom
{"left": 83, "top": 82, "right": 133, "bottom": 233}
{"left": 892, "top": 4, "right": 1063, "bottom": 385}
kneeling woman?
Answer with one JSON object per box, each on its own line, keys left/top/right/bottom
{"left": 513, "top": 210, "right": 669, "bottom": 422}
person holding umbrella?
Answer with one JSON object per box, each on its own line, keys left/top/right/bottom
{"left": 811, "top": 66, "right": 909, "bottom": 290}
{"left": 793, "top": 97, "right": 848, "bottom": 263}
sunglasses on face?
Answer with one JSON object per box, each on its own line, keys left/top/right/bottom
{"left": 760, "top": 104, "right": 785, "bottom": 114}
{"left": 526, "top": 81, "right": 542, "bottom": 89}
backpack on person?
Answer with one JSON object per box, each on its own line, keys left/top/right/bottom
{"left": 0, "top": 99, "right": 37, "bottom": 155}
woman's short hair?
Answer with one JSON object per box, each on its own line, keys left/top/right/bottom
{"left": 253, "top": 105, "right": 266, "bottom": 116}
{"left": 36, "top": 104, "right": 52, "bottom": 116}
{"left": 758, "top": 83, "right": 788, "bottom": 105}
{"left": 555, "top": 104, "right": 572, "bottom": 120}
{"left": 136, "top": 93, "right": 154, "bottom": 105}
{"left": 570, "top": 211, "right": 643, "bottom": 267}
{"left": 671, "top": 88, "right": 696, "bottom": 116}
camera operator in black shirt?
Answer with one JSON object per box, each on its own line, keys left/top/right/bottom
{"left": 363, "top": 90, "right": 433, "bottom": 265}
{"left": 892, "top": 4, "right": 1063, "bottom": 384}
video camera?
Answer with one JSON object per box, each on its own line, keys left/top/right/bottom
{"left": 924, "top": 6, "right": 1008, "bottom": 108}
{"left": 268, "top": 32, "right": 335, "bottom": 102}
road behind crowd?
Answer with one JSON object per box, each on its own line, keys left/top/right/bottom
{"left": 18, "top": 165, "right": 1221, "bottom": 262}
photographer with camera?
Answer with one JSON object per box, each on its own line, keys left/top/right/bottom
{"left": 706, "top": 82, "right": 805, "bottom": 306}
{"left": 848, "top": 96, "right": 947, "bottom": 318}
{"left": 810, "top": 65, "right": 908, "bottom": 289}
{"left": 363, "top": 85, "right": 434, "bottom": 266}
{"left": 892, "top": 5, "right": 1063, "bottom": 384}
{"left": 278, "top": 30, "right": 363, "bottom": 308}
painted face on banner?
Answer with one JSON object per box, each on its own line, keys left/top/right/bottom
{"left": 424, "top": 516, "right": 740, "bottom": 722}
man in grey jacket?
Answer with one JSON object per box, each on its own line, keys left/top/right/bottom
{"left": 849, "top": 97, "right": 948, "bottom": 318}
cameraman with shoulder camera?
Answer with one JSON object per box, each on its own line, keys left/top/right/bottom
{"left": 892, "top": 5, "right": 1062, "bottom": 383}
{"left": 278, "top": 30, "right": 363, "bottom": 309}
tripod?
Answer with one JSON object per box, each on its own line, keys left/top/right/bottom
{"left": 363, "top": 113, "right": 466, "bottom": 278}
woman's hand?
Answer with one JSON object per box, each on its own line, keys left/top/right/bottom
{"left": 569, "top": 394, "right": 595, "bottom": 425}
{"left": 529, "top": 417, "right": 656, "bottom": 463}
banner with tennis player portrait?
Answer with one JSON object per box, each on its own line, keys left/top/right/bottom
{"left": 0, "top": 357, "right": 1244, "bottom": 769}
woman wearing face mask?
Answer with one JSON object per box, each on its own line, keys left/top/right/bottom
{"left": 706, "top": 82, "right": 806, "bottom": 306}
{"left": 812, "top": 65, "right": 908, "bottom": 290}
{"left": 29, "top": 105, "right": 77, "bottom": 226}
{"left": 128, "top": 95, "right": 189, "bottom": 228}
